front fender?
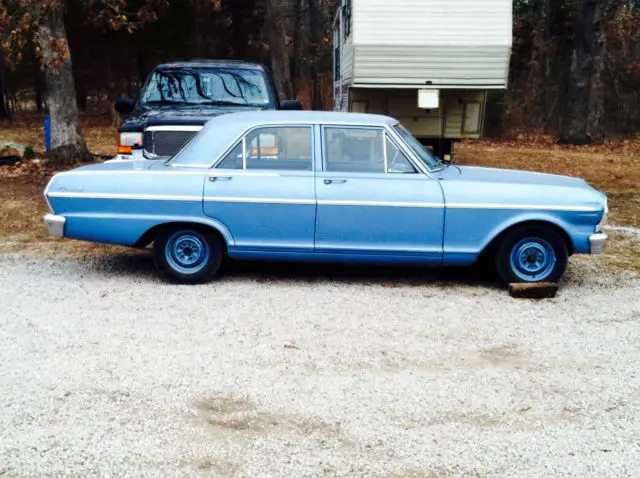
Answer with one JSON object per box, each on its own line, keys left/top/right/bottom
{"left": 442, "top": 208, "right": 600, "bottom": 265}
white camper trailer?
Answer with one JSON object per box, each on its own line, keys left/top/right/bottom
{"left": 332, "top": 0, "right": 513, "bottom": 160}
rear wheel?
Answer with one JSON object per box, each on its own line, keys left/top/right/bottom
{"left": 153, "top": 226, "right": 224, "bottom": 284}
{"left": 495, "top": 225, "right": 568, "bottom": 284}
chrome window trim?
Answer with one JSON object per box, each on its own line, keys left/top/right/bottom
{"left": 382, "top": 130, "right": 389, "bottom": 173}
{"left": 242, "top": 136, "right": 247, "bottom": 170}
{"left": 212, "top": 121, "right": 317, "bottom": 172}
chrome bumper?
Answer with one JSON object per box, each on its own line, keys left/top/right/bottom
{"left": 44, "top": 214, "right": 66, "bottom": 237}
{"left": 589, "top": 232, "right": 608, "bottom": 254}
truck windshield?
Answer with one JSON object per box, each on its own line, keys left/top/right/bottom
{"left": 393, "top": 123, "right": 443, "bottom": 171}
{"left": 141, "top": 67, "right": 272, "bottom": 108}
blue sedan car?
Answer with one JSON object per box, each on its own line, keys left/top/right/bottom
{"left": 43, "top": 111, "right": 609, "bottom": 285}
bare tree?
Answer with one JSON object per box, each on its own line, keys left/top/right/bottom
{"left": 559, "top": 0, "right": 620, "bottom": 144}
{"left": 38, "top": 5, "right": 91, "bottom": 165}
{"left": 265, "top": 0, "right": 296, "bottom": 100}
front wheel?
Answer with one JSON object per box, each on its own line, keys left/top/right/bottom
{"left": 153, "top": 226, "right": 224, "bottom": 284}
{"left": 495, "top": 225, "right": 568, "bottom": 284}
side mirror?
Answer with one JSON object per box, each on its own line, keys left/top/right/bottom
{"left": 115, "top": 97, "right": 136, "bottom": 114}
{"left": 280, "top": 99, "right": 303, "bottom": 111}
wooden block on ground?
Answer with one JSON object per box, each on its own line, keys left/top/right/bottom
{"left": 509, "top": 282, "right": 559, "bottom": 299}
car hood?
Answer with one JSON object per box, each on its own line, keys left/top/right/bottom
{"left": 119, "top": 104, "right": 268, "bottom": 131}
{"left": 437, "top": 164, "right": 607, "bottom": 212}
{"left": 442, "top": 164, "right": 589, "bottom": 188}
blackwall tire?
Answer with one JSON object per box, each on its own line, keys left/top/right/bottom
{"left": 153, "top": 226, "right": 224, "bottom": 284}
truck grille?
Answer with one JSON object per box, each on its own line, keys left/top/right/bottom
{"left": 143, "top": 130, "right": 199, "bottom": 157}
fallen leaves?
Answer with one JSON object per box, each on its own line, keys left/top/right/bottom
{"left": 0, "top": 160, "right": 54, "bottom": 178}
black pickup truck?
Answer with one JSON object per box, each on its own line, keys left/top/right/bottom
{"left": 114, "top": 59, "right": 302, "bottom": 161}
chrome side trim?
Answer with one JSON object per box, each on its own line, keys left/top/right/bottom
{"left": 204, "top": 196, "right": 316, "bottom": 205}
{"left": 446, "top": 203, "right": 602, "bottom": 212}
{"left": 47, "top": 192, "right": 202, "bottom": 202}
{"left": 44, "top": 214, "right": 66, "bottom": 237}
{"left": 63, "top": 170, "right": 280, "bottom": 177}
{"left": 203, "top": 197, "right": 442, "bottom": 208}
{"left": 318, "top": 199, "right": 443, "bottom": 208}
{"left": 589, "top": 232, "right": 608, "bottom": 254}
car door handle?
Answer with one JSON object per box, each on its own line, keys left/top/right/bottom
{"left": 209, "top": 176, "right": 233, "bottom": 182}
{"left": 324, "top": 179, "right": 347, "bottom": 185}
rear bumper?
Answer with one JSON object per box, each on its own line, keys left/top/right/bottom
{"left": 44, "top": 214, "right": 66, "bottom": 237}
{"left": 589, "top": 232, "right": 608, "bottom": 254}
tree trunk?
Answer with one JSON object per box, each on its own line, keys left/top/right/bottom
{"left": 0, "top": 53, "right": 10, "bottom": 121}
{"left": 559, "top": 0, "right": 598, "bottom": 145}
{"left": 586, "top": 1, "right": 619, "bottom": 141}
{"left": 559, "top": 0, "right": 615, "bottom": 144}
{"left": 265, "top": 0, "right": 296, "bottom": 101}
{"left": 38, "top": 6, "right": 90, "bottom": 166}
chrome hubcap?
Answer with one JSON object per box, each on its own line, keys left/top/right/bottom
{"left": 165, "top": 231, "right": 210, "bottom": 274}
{"left": 510, "top": 238, "right": 556, "bottom": 281}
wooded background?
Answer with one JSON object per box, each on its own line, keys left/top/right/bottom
{"left": 1, "top": 0, "right": 639, "bottom": 160}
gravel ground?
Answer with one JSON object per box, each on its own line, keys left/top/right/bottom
{"left": 0, "top": 252, "right": 639, "bottom": 478}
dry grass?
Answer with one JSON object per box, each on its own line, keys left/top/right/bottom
{"left": 0, "top": 115, "right": 118, "bottom": 156}
{"left": 0, "top": 124, "right": 638, "bottom": 273}
{"left": 0, "top": 175, "right": 131, "bottom": 258}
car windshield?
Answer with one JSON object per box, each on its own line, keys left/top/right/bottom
{"left": 393, "top": 123, "right": 443, "bottom": 170}
{"left": 140, "top": 67, "right": 272, "bottom": 108}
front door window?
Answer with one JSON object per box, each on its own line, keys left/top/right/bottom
{"left": 323, "top": 126, "right": 417, "bottom": 174}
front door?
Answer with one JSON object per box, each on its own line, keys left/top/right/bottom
{"left": 315, "top": 125, "right": 445, "bottom": 263}
{"left": 203, "top": 125, "right": 316, "bottom": 253}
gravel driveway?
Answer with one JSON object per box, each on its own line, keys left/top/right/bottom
{"left": 0, "top": 252, "right": 638, "bottom": 477}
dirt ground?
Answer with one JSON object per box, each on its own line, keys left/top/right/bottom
{"left": 1, "top": 121, "right": 639, "bottom": 272}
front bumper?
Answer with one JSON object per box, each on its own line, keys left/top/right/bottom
{"left": 44, "top": 214, "right": 66, "bottom": 237}
{"left": 589, "top": 232, "right": 608, "bottom": 254}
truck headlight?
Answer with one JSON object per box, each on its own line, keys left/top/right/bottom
{"left": 118, "top": 132, "right": 143, "bottom": 155}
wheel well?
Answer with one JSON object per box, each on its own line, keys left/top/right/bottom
{"left": 134, "top": 222, "right": 228, "bottom": 253}
{"left": 478, "top": 220, "right": 575, "bottom": 263}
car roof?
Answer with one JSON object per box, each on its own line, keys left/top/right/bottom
{"left": 203, "top": 110, "right": 399, "bottom": 130}
{"left": 171, "top": 110, "right": 401, "bottom": 167}
{"left": 171, "top": 110, "right": 398, "bottom": 167}
{"left": 154, "top": 59, "right": 268, "bottom": 71}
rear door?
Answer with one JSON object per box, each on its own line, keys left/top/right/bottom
{"left": 203, "top": 125, "right": 317, "bottom": 253}
{"left": 314, "top": 125, "right": 445, "bottom": 263}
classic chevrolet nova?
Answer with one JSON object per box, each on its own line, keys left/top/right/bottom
{"left": 44, "top": 110, "right": 609, "bottom": 285}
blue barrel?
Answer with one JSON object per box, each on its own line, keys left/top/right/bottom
{"left": 44, "top": 115, "right": 51, "bottom": 152}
